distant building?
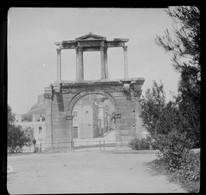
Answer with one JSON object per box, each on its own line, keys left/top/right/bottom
{"left": 15, "top": 113, "right": 46, "bottom": 147}
{"left": 73, "top": 97, "right": 100, "bottom": 139}
{"left": 97, "top": 99, "right": 115, "bottom": 134}
{"left": 72, "top": 95, "right": 115, "bottom": 139}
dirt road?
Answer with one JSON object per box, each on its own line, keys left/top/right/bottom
{"left": 7, "top": 150, "right": 186, "bottom": 194}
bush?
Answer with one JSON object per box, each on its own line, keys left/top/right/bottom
{"left": 8, "top": 125, "right": 31, "bottom": 153}
{"left": 178, "top": 152, "right": 200, "bottom": 183}
{"left": 169, "top": 151, "right": 200, "bottom": 193}
{"left": 153, "top": 131, "right": 194, "bottom": 172}
{"left": 145, "top": 135, "right": 158, "bottom": 150}
{"left": 129, "top": 137, "right": 151, "bottom": 150}
{"left": 140, "top": 81, "right": 166, "bottom": 136}
{"left": 151, "top": 130, "right": 200, "bottom": 192}
{"left": 150, "top": 151, "right": 200, "bottom": 193}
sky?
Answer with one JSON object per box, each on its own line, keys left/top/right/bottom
{"left": 8, "top": 8, "right": 180, "bottom": 114}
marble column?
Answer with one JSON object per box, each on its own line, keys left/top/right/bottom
{"left": 123, "top": 46, "right": 128, "bottom": 79}
{"left": 76, "top": 47, "right": 84, "bottom": 81}
{"left": 100, "top": 47, "right": 106, "bottom": 79}
{"left": 79, "top": 47, "right": 84, "bottom": 80}
{"left": 76, "top": 48, "right": 80, "bottom": 80}
{"left": 104, "top": 47, "right": 109, "bottom": 79}
{"left": 57, "top": 48, "right": 62, "bottom": 82}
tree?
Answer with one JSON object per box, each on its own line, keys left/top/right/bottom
{"left": 156, "top": 6, "right": 200, "bottom": 73}
{"left": 8, "top": 105, "right": 15, "bottom": 126}
{"left": 7, "top": 105, "right": 31, "bottom": 153}
{"left": 8, "top": 125, "right": 31, "bottom": 153}
{"left": 155, "top": 6, "right": 200, "bottom": 147}
{"left": 140, "top": 81, "right": 166, "bottom": 136}
{"left": 155, "top": 101, "right": 179, "bottom": 135}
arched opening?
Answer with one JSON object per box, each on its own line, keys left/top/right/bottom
{"left": 68, "top": 91, "right": 118, "bottom": 149}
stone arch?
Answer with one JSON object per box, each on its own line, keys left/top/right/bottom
{"left": 67, "top": 90, "right": 118, "bottom": 116}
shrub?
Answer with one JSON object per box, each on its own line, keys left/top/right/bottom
{"left": 140, "top": 81, "right": 166, "bottom": 136}
{"left": 150, "top": 151, "right": 200, "bottom": 193}
{"left": 177, "top": 151, "right": 200, "bottom": 185}
{"left": 129, "top": 137, "right": 151, "bottom": 150}
{"left": 169, "top": 151, "right": 200, "bottom": 193}
{"left": 151, "top": 130, "right": 200, "bottom": 193}
{"left": 145, "top": 135, "right": 158, "bottom": 150}
{"left": 8, "top": 125, "right": 31, "bottom": 153}
{"left": 153, "top": 131, "right": 194, "bottom": 172}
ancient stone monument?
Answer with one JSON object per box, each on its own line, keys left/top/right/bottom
{"left": 44, "top": 33, "right": 145, "bottom": 151}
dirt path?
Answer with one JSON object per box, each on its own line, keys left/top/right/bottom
{"left": 7, "top": 150, "right": 186, "bottom": 194}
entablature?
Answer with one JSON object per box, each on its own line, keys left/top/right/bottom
{"left": 55, "top": 32, "right": 129, "bottom": 50}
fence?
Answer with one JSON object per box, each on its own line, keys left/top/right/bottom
{"left": 73, "top": 139, "right": 117, "bottom": 151}
{"left": 8, "top": 139, "right": 132, "bottom": 153}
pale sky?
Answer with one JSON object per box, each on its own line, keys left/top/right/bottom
{"left": 8, "top": 8, "right": 180, "bottom": 114}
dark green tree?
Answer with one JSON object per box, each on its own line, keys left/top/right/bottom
{"left": 155, "top": 6, "right": 200, "bottom": 147}
{"left": 8, "top": 105, "right": 15, "bottom": 126}
{"left": 140, "top": 81, "right": 166, "bottom": 136}
{"left": 156, "top": 6, "right": 200, "bottom": 73}
{"left": 8, "top": 125, "right": 31, "bottom": 153}
{"left": 7, "top": 105, "right": 31, "bottom": 153}
{"left": 155, "top": 101, "right": 179, "bottom": 135}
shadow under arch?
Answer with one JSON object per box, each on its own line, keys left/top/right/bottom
{"left": 67, "top": 90, "right": 119, "bottom": 117}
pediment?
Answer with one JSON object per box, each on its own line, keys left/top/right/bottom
{"left": 75, "top": 32, "right": 106, "bottom": 41}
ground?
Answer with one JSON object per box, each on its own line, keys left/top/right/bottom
{"left": 7, "top": 149, "right": 187, "bottom": 194}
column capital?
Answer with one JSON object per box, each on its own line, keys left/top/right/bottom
{"left": 123, "top": 45, "right": 128, "bottom": 51}
{"left": 76, "top": 46, "right": 83, "bottom": 52}
{"left": 56, "top": 48, "right": 62, "bottom": 53}
{"left": 100, "top": 46, "right": 104, "bottom": 51}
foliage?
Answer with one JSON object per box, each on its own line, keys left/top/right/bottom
{"left": 8, "top": 105, "right": 15, "bottom": 126}
{"left": 155, "top": 6, "right": 200, "bottom": 147}
{"left": 154, "top": 101, "right": 179, "bottom": 135}
{"left": 178, "top": 151, "right": 200, "bottom": 184}
{"left": 24, "top": 127, "right": 34, "bottom": 147}
{"left": 141, "top": 6, "right": 201, "bottom": 193}
{"left": 153, "top": 131, "right": 194, "bottom": 172}
{"left": 155, "top": 6, "right": 200, "bottom": 72}
{"left": 140, "top": 81, "right": 166, "bottom": 136}
{"left": 7, "top": 105, "right": 31, "bottom": 153}
{"left": 152, "top": 131, "right": 200, "bottom": 192}
{"left": 24, "top": 127, "right": 34, "bottom": 140}
{"left": 8, "top": 125, "right": 31, "bottom": 153}
{"left": 151, "top": 149, "right": 200, "bottom": 193}
{"left": 140, "top": 5, "right": 200, "bottom": 148}
{"left": 176, "top": 84, "right": 200, "bottom": 147}
{"left": 129, "top": 137, "right": 151, "bottom": 150}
